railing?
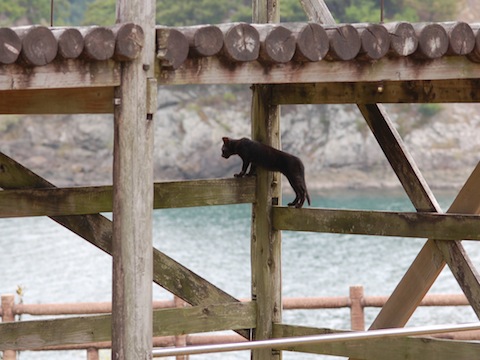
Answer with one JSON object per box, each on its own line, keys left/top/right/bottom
{"left": 1, "top": 286, "right": 478, "bottom": 360}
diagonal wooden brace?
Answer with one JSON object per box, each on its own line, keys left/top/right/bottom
{"left": 0, "top": 152, "right": 250, "bottom": 339}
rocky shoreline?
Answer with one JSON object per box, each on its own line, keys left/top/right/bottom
{"left": 1, "top": 87, "right": 479, "bottom": 195}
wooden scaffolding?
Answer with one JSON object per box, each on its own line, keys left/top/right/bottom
{"left": 1, "top": 0, "right": 480, "bottom": 359}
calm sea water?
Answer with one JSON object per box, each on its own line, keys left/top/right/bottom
{"left": 1, "top": 189, "right": 479, "bottom": 360}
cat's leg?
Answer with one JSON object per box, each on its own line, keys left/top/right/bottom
{"left": 246, "top": 164, "right": 257, "bottom": 176}
{"left": 235, "top": 160, "right": 250, "bottom": 177}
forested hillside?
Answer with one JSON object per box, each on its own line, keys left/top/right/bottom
{"left": 0, "top": 0, "right": 457, "bottom": 26}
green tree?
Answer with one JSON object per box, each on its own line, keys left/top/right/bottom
{"left": 0, "top": 0, "right": 70, "bottom": 26}
{"left": 83, "top": 0, "right": 115, "bottom": 25}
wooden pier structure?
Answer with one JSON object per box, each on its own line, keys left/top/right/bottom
{"left": 1, "top": 0, "right": 480, "bottom": 359}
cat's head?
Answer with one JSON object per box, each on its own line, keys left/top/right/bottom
{"left": 221, "top": 137, "right": 234, "bottom": 158}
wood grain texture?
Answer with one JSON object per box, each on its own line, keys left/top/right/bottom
{"left": 0, "top": 178, "right": 255, "bottom": 218}
{"left": 272, "top": 324, "right": 480, "bottom": 359}
{"left": 273, "top": 207, "right": 480, "bottom": 240}
{"left": 270, "top": 79, "right": 480, "bottom": 104}
{"left": 0, "top": 302, "right": 255, "bottom": 351}
{"left": 0, "top": 151, "right": 250, "bottom": 340}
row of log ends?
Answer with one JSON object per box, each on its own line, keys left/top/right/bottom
{"left": 156, "top": 21, "right": 480, "bottom": 69}
{"left": 0, "top": 23, "right": 144, "bottom": 66}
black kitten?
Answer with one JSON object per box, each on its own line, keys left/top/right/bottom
{"left": 222, "top": 137, "right": 311, "bottom": 208}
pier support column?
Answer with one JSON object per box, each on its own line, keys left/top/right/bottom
{"left": 112, "top": 0, "right": 156, "bottom": 359}
{"left": 251, "top": 3, "right": 281, "bottom": 360}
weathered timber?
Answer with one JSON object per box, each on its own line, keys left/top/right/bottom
{"left": 0, "top": 178, "right": 255, "bottom": 217}
{"left": 179, "top": 25, "right": 224, "bottom": 57}
{"left": 444, "top": 22, "right": 475, "bottom": 56}
{"left": 468, "top": 25, "right": 480, "bottom": 62}
{"left": 152, "top": 302, "right": 256, "bottom": 338}
{"left": 112, "top": 0, "right": 155, "bottom": 358}
{"left": 219, "top": 23, "right": 260, "bottom": 62}
{"left": 0, "top": 28, "right": 21, "bottom": 64}
{"left": 384, "top": 22, "right": 418, "bottom": 56}
{"left": 257, "top": 24, "right": 296, "bottom": 63}
{"left": 159, "top": 52, "right": 480, "bottom": 85}
{"left": 0, "top": 60, "right": 120, "bottom": 91}
{"left": 355, "top": 23, "right": 390, "bottom": 60}
{"left": 153, "top": 177, "right": 255, "bottom": 208}
{"left": 0, "top": 152, "right": 250, "bottom": 340}
{"left": 0, "top": 87, "right": 114, "bottom": 114}
{"left": 285, "top": 23, "right": 328, "bottom": 62}
{"left": 324, "top": 24, "right": 361, "bottom": 61}
{"left": 358, "top": 104, "right": 441, "bottom": 213}
{"left": 52, "top": 28, "right": 84, "bottom": 59}
{"left": 80, "top": 26, "right": 115, "bottom": 61}
{"left": 251, "top": 4, "right": 281, "bottom": 360}
{"left": 270, "top": 80, "right": 480, "bottom": 104}
{"left": 250, "top": 89, "right": 282, "bottom": 359}
{"left": 0, "top": 302, "right": 255, "bottom": 352}
{"left": 272, "top": 324, "right": 480, "bottom": 360}
{"left": 14, "top": 26, "right": 57, "bottom": 66}
{"left": 370, "top": 162, "right": 480, "bottom": 329}
{"left": 414, "top": 23, "right": 449, "bottom": 59}
{"left": 272, "top": 207, "right": 480, "bottom": 240}
{"left": 156, "top": 26, "right": 189, "bottom": 69}
{"left": 111, "top": 23, "right": 144, "bottom": 61}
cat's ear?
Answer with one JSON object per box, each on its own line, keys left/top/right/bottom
{"left": 222, "top": 137, "right": 229, "bottom": 144}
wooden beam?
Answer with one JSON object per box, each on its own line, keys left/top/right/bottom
{"left": 0, "top": 177, "right": 255, "bottom": 218}
{"left": 112, "top": 1, "right": 155, "bottom": 359}
{"left": 272, "top": 324, "right": 480, "bottom": 360}
{"left": 250, "top": 2, "right": 281, "bottom": 360}
{"left": 0, "top": 60, "right": 120, "bottom": 91}
{"left": 157, "top": 48, "right": 480, "bottom": 86}
{"left": 270, "top": 79, "right": 480, "bottom": 104}
{"left": 0, "top": 87, "right": 114, "bottom": 114}
{"left": 371, "top": 162, "right": 480, "bottom": 329}
{"left": 358, "top": 104, "right": 441, "bottom": 213}
{"left": 272, "top": 207, "right": 480, "bottom": 240}
{"left": 0, "top": 152, "right": 250, "bottom": 340}
{"left": 0, "top": 302, "right": 255, "bottom": 352}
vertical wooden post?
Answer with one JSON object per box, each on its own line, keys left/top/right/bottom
{"left": 251, "top": 2, "right": 281, "bottom": 360}
{"left": 112, "top": 0, "right": 156, "bottom": 359}
{"left": 86, "top": 348, "right": 99, "bottom": 360}
{"left": 1, "top": 294, "right": 16, "bottom": 360}
{"left": 349, "top": 286, "right": 365, "bottom": 331}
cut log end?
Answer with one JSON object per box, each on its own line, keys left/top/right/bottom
{"left": 53, "top": 28, "right": 84, "bottom": 59}
{"left": 358, "top": 24, "right": 390, "bottom": 60}
{"left": 0, "top": 28, "right": 22, "bottom": 64}
{"left": 156, "top": 27, "right": 189, "bottom": 69}
{"left": 82, "top": 27, "right": 116, "bottom": 61}
{"left": 415, "top": 23, "right": 449, "bottom": 59}
{"left": 221, "top": 23, "right": 260, "bottom": 62}
{"left": 187, "top": 25, "right": 224, "bottom": 57}
{"left": 113, "top": 23, "right": 145, "bottom": 61}
{"left": 326, "top": 25, "right": 361, "bottom": 61}
{"left": 258, "top": 25, "right": 295, "bottom": 63}
{"left": 446, "top": 22, "right": 475, "bottom": 56}
{"left": 290, "top": 23, "right": 329, "bottom": 62}
{"left": 17, "top": 26, "right": 58, "bottom": 66}
{"left": 386, "top": 22, "right": 418, "bottom": 57}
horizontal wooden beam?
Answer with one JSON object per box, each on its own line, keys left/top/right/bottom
{"left": 157, "top": 56, "right": 480, "bottom": 85}
{"left": 0, "top": 60, "right": 120, "bottom": 91}
{"left": 272, "top": 207, "right": 480, "bottom": 241}
{"left": 270, "top": 79, "right": 480, "bottom": 104}
{"left": 0, "top": 302, "right": 255, "bottom": 351}
{"left": 0, "top": 152, "right": 250, "bottom": 339}
{"left": 0, "top": 87, "right": 114, "bottom": 114}
{"left": 272, "top": 324, "right": 480, "bottom": 360}
{"left": 0, "top": 177, "right": 255, "bottom": 218}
